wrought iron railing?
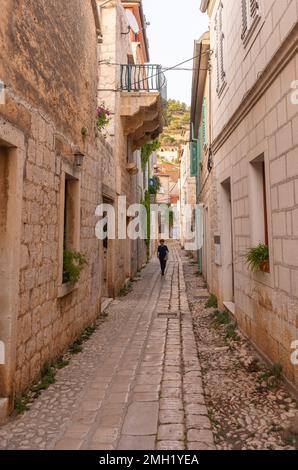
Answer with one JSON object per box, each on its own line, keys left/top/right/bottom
{"left": 120, "top": 64, "right": 167, "bottom": 99}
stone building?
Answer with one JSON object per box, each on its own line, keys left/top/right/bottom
{"left": 190, "top": 32, "right": 214, "bottom": 277}
{"left": 0, "top": 0, "right": 110, "bottom": 419}
{"left": 0, "top": 0, "right": 165, "bottom": 422}
{"left": 196, "top": 0, "right": 298, "bottom": 389}
{"left": 97, "top": 0, "right": 165, "bottom": 298}
{"left": 179, "top": 132, "right": 197, "bottom": 250}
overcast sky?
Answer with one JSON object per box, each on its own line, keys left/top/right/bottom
{"left": 142, "top": 0, "right": 209, "bottom": 105}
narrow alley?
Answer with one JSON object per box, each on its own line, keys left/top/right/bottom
{"left": 0, "top": 243, "right": 215, "bottom": 451}
{"left": 0, "top": 0, "right": 298, "bottom": 461}
{"left": 1, "top": 243, "right": 297, "bottom": 452}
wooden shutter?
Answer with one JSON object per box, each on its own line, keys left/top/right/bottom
{"left": 215, "top": 2, "right": 225, "bottom": 95}
{"left": 202, "top": 97, "right": 207, "bottom": 146}
{"left": 250, "top": 0, "right": 259, "bottom": 19}
{"left": 241, "top": 0, "right": 248, "bottom": 38}
{"left": 214, "top": 10, "right": 220, "bottom": 94}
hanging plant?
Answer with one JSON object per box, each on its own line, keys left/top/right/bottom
{"left": 244, "top": 244, "right": 269, "bottom": 273}
{"left": 96, "top": 104, "right": 111, "bottom": 131}
{"left": 148, "top": 176, "right": 161, "bottom": 194}
{"left": 63, "top": 249, "right": 87, "bottom": 284}
{"left": 141, "top": 140, "right": 161, "bottom": 171}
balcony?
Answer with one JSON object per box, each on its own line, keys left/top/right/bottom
{"left": 120, "top": 64, "right": 167, "bottom": 150}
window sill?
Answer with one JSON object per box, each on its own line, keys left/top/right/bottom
{"left": 57, "top": 282, "right": 78, "bottom": 299}
{"left": 252, "top": 269, "right": 274, "bottom": 289}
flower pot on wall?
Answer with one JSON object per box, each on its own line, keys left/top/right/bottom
{"left": 260, "top": 260, "right": 270, "bottom": 273}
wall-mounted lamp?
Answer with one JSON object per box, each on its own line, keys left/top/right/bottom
{"left": 74, "top": 149, "right": 85, "bottom": 168}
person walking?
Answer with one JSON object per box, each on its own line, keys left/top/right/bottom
{"left": 157, "top": 240, "right": 169, "bottom": 276}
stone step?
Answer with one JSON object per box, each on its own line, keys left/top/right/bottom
{"left": 0, "top": 398, "right": 9, "bottom": 424}
{"left": 101, "top": 297, "right": 113, "bottom": 314}
{"left": 223, "top": 301, "right": 235, "bottom": 315}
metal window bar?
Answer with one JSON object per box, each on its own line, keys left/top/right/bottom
{"left": 120, "top": 64, "right": 166, "bottom": 93}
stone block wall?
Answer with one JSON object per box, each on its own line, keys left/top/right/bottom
{"left": 209, "top": 0, "right": 298, "bottom": 139}
{"left": 212, "top": 50, "right": 298, "bottom": 388}
{"left": 3, "top": 99, "right": 111, "bottom": 397}
{"left": 206, "top": 0, "right": 298, "bottom": 388}
{"left": 98, "top": 0, "right": 147, "bottom": 294}
{"left": 0, "top": 0, "right": 108, "bottom": 401}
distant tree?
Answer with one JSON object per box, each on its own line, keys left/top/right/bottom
{"left": 161, "top": 99, "right": 190, "bottom": 147}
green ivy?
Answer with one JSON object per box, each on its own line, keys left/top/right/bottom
{"left": 63, "top": 249, "right": 87, "bottom": 284}
{"left": 141, "top": 190, "right": 151, "bottom": 259}
{"left": 141, "top": 140, "right": 160, "bottom": 171}
{"left": 149, "top": 176, "right": 161, "bottom": 194}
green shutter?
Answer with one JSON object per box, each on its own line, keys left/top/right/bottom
{"left": 190, "top": 142, "right": 197, "bottom": 177}
{"left": 197, "top": 131, "right": 201, "bottom": 164}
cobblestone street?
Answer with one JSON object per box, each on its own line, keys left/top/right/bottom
{"left": 0, "top": 243, "right": 215, "bottom": 450}
{"left": 184, "top": 260, "right": 298, "bottom": 451}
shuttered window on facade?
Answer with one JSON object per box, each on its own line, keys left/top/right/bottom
{"left": 241, "top": 0, "right": 260, "bottom": 45}
{"left": 202, "top": 97, "right": 207, "bottom": 147}
{"left": 214, "top": 2, "right": 226, "bottom": 97}
{"left": 190, "top": 141, "right": 197, "bottom": 177}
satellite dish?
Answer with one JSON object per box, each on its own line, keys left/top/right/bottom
{"left": 126, "top": 10, "right": 140, "bottom": 34}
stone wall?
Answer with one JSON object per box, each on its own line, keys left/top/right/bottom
{"left": 0, "top": 0, "right": 99, "bottom": 145}
{"left": 209, "top": 0, "right": 298, "bottom": 140}
{"left": 207, "top": 0, "right": 298, "bottom": 388}
{"left": 0, "top": 0, "right": 108, "bottom": 403}
{"left": 98, "top": 0, "right": 147, "bottom": 295}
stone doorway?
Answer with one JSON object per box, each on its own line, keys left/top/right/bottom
{"left": 0, "top": 136, "right": 24, "bottom": 415}
{"left": 221, "top": 178, "right": 235, "bottom": 304}
{"left": 102, "top": 197, "right": 114, "bottom": 299}
{"left": 0, "top": 123, "right": 24, "bottom": 422}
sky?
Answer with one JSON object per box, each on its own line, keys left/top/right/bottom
{"left": 142, "top": 0, "right": 209, "bottom": 105}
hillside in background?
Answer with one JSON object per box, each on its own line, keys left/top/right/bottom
{"left": 160, "top": 99, "right": 190, "bottom": 147}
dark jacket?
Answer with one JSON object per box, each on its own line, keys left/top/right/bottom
{"left": 158, "top": 245, "right": 169, "bottom": 260}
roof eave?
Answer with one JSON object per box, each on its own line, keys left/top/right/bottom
{"left": 190, "top": 32, "right": 210, "bottom": 138}
{"left": 200, "top": 0, "right": 210, "bottom": 13}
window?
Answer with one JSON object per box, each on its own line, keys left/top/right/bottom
{"left": 202, "top": 97, "right": 208, "bottom": 147}
{"left": 249, "top": 154, "right": 269, "bottom": 247}
{"left": 214, "top": 1, "right": 226, "bottom": 96}
{"left": 63, "top": 176, "right": 79, "bottom": 253}
{"left": 190, "top": 141, "right": 198, "bottom": 177}
{"left": 241, "top": 0, "right": 261, "bottom": 46}
{"left": 58, "top": 166, "right": 80, "bottom": 294}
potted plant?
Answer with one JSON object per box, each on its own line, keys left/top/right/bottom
{"left": 96, "top": 104, "right": 111, "bottom": 132}
{"left": 63, "top": 249, "right": 87, "bottom": 284}
{"left": 245, "top": 243, "right": 270, "bottom": 273}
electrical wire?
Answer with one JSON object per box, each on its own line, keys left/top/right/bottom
{"left": 98, "top": 50, "right": 211, "bottom": 89}
{"left": 99, "top": 62, "right": 208, "bottom": 71}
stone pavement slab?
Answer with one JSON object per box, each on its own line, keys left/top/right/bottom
{"left": 122, "top": 402, "right": 159, "bottom": 436}
{"left": 0, "top": 242, "right": 214, "bottom": 451}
